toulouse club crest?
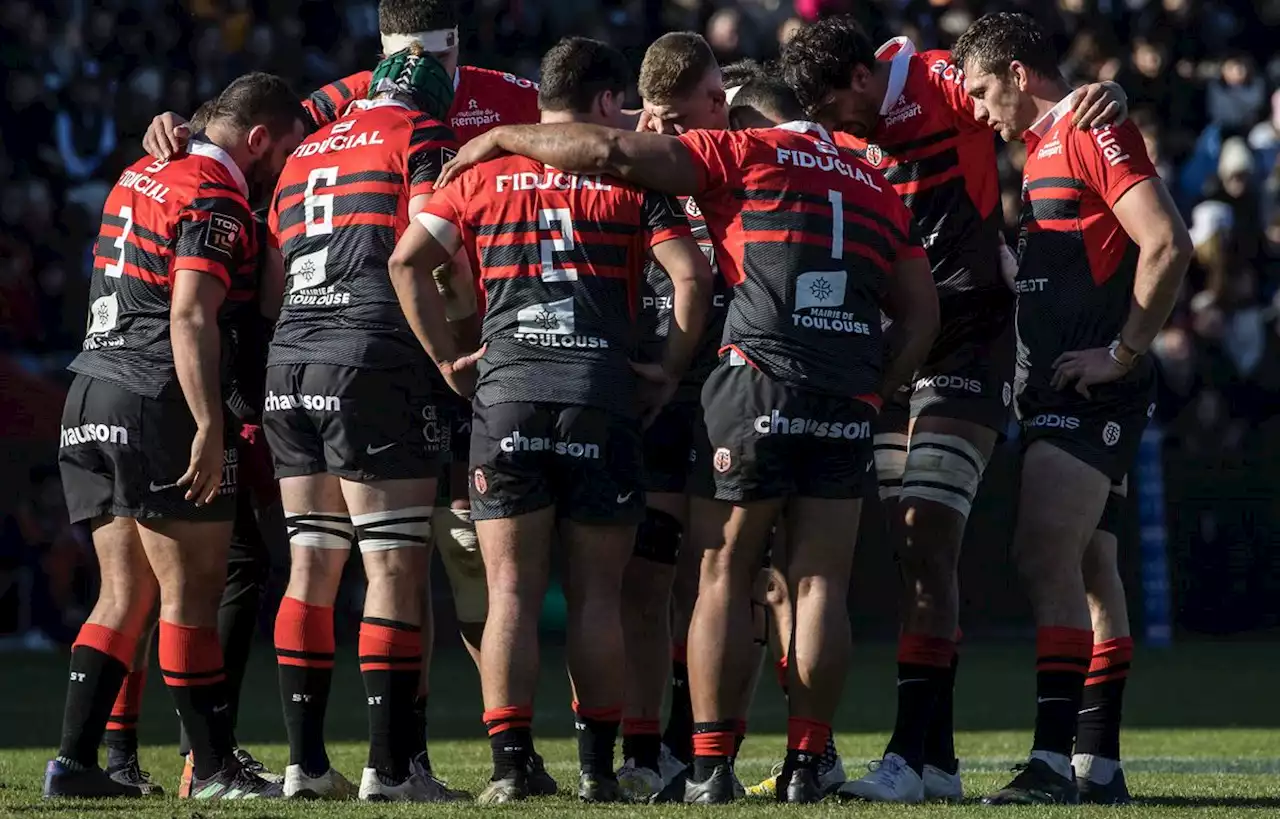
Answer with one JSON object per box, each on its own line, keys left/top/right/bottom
{"left": 683, "top": 198, "right": 702, "bottom": 218}
{"left": 865, "top": 144, "right": 883, "bottom": 167}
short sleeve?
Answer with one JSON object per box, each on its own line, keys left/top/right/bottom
{"left": 640, "top": 190, "right": 692, "bottom": 248}
{"left": 676, "top": 130, "right": 739, "bottom": 195}
{"left": 406, "top": 116, "right": 460, "bottom": 199}
{"left": 919, "top": 51, "right": 985, "bottom": 133}
{"left": 303, "top": 71, "right": 373, "bottom": 129}
{"left": 1072, "top": 121, "right": 1159, "bottom": 209}
{"left": 415, "top": 179, "right": 468, "bottom": 255}
{"left": 173, "top": 194, "right": 254, "bottom": 288}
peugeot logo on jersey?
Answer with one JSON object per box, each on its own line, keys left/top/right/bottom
{"left": 865, "top": 144, "right": 883, "bottom": 167}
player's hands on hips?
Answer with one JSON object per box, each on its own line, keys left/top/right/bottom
{"left": 179, "top": 424, "right": 224, "bottom": 506}
{"left": 438, "top": 132, "right": 504, "bottom": 187}
{"left": 1051, "top": 347, "right": 1129, "bottom": 399}
{"left": 441, "top": 347, "right": 485, "bottom": 398}
{"left": 632, "top": 361, "right": 677, "bottom": 427}
{"left": 1071, "top": 82, "right": 1128, "bottom": 130}
{"left": 143, "top": 112, "right": 192, "bottom": 161}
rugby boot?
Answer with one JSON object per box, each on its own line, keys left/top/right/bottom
{"left": 982, "top": 758, "right": 1080, "bottom": 805}
{"left": 923, "top": 762, "right": 964, "bottom": 802}
{"left": 1077, "top": 767, "right": 1132, "bottom": 805}
{"left": 283, "top": 764, "right": 355, "bottom": 800}
{"left": 838, "top": 753, "right": 924, "bottom": 803}
{"left": 684, "top": 763, "right": 736, "bottom": 804}
{"left": 105, "top": 754, "right": 164, "bottom": 796}
{"left": 579, "top": 771, "right": 624, "bottom": 803}
{"left": 43, "top": 759, "right": 145, "bottom": 798}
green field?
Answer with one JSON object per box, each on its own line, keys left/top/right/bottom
{"left": 2, "top": 641, "right": 1279, "bottom": 816}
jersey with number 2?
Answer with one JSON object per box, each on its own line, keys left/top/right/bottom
{"left": 267, "top": 99, "right": 457, "bottom": 369}
{"left": 677, "top": 121, "right": 925, "bottom": 401}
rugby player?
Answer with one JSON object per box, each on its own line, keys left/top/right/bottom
{"left": 438, "top": 70, "right": 940, "bottom": 804}
{"left": 388, "top": 37, "right": 711, "bottom": 804}
{"left": 949, "top": 12, "right": 1190, "bottom": 804}
{"left": 262, "top": 47, "right": 463, "bottom": 802}
{"left": 779, "top": 15, "right": 1128, "bottom": 803}
{"left": 141, "top": 1, "right": 550, "bottom": 785}
{"left": 46, "top": 73, "right": 306, "bottom": 800}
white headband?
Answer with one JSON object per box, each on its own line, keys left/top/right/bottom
{"left": 725, "top": 84, "right": 744, "bottom": 105}
{"left": 381, "top": 29, "right": 459, "bottom": 56}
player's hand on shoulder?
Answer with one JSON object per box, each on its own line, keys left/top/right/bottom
{"left": 143, "top": 111, "right": 192, "bottom": 161}
{"left": 440, "top": 346, "right": 485, "bottom": 398}
{"left": 1071, "top": 82, "right": 1128, "bottom": 131}
{"left": 438, "top": 131, "right": 505, "bottom": 187}
{"left": 631, "top": 361, "right": 677, "bottom": 428}
{"left": 1050, "top": 346, "right": 1129, "bottom": 399}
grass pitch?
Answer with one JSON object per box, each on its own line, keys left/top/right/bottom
{"left": 2, "top": 641, "right": 1279, "bottom": 817}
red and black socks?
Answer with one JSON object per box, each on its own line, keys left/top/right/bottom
{"left": 661, "top": 642, "right": 692, "bottom": 763}
{"left": 575, "top": 702, "right": 621, "bottom": 777}
{"left": 159, "top": 621, "right": 234, "bottom": 780}
{"left": 692, "top": 721, "right": 736, "bottom": 781}
{"left": 359, "top": 618, "right": 422, "bottom": 783}
{"left": 104, "top": 669, "right": 146, "bottom": 768}
{"left": 886, "top": 633, "right": 956, "bottom": 772}
{"left": 1031, "top": 626, "right": 1093, "bottom": 776}
{"left": 1075, "top": 636, "right": 1133, "bottom": 780}
{"left": 57, "top": 624, "right": 135, "bottom": 768}
{"left": 274, "top": 596, "right": 335, "bottom": 777}
{"left": 622, "top": 717, "right": 661, "bottom": 772}
{"left": 484, "top": 705, "right": 533, "bottom": 780}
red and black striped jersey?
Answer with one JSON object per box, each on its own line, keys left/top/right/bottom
{"left": 303, "top": 64, "right": 540, "bottom": 142}
{"left": 419, "top": 157, "right": 690, "bottom": 418}
{"left": 70, "top": 140, "right": 257, "bottom": 399}
{"left": 636, "top": 197, "right": 731, "bottom": 402}
{"left": 267, "top": 99, "right": 457, "bottom": 369}
{"left": 835, "top": 39, "right": 1004, "bottom": 302}
{"left": 677, "top": 121, "right": 925, "bottom": 403}
{"left": 1017, "top": 98, "right": 1159, "bottom": 395}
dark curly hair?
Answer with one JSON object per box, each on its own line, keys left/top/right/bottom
{"left": 778, "top": 16, "right": 875, "bottom": 116}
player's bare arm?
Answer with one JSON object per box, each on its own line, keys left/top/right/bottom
{"left": 634, "top": 236, "right": 713, "bottom": 424}
{"left": 387, "top": 218, "right": 478, "bottom": 397}
{"left": 171, "top": 269, "right": 228, "bottom": 506}
{"left": 1052, "top": 179, "right": 1191, "bottom": 397}
{"left": 879, "top": 254, "right": 940, "bottom": 402}
{"left": 439, "top": 124, "right": 701, "bottom": 195}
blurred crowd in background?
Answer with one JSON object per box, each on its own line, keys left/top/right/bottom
{"left": 4, "top": 0, "right": 1280, "bottom": 647}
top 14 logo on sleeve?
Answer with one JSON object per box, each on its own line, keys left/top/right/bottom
{"left": 205, "top": 213, "right": 245, "bottom": 256}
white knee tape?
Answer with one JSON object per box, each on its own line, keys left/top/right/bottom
{"left": 899, "top": 433, "right": 987, "bottom": 518}
{"left": 874, "top": 432, "right": 909, "bottom": 501}
{"left": 433, "top": 506, "right": 487, "bottom": 623}
{"left": 352, "top": 506, "right": 433, "bottom": 553}
{"left": 285, "top": 511, "right": 355, "bottom": 550}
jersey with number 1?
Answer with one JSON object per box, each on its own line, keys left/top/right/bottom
{"left": 70, "top": 141, "right": 258, "bottom": 399}
{"left": 677, "top": 121, "right": 925, "bottom": 402}
{"left": 267, "top": 99, "right": 457, "bottom": 369}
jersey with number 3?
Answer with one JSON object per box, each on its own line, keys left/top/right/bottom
{"left": 418, "top": 157, "right": 690, "bottom": 418}
{"left": 267, "top": 99, "right": 457, "bottom": 369}
{"left": 70, "top": 140, "right": 257, "bottom": 399}
{"left": 677, "top": 121, "right": 925, "bottom": 401}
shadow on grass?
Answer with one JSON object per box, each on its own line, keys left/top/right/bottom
{"left": 1139, "top": 796, "right": 1280, "bottom": 808}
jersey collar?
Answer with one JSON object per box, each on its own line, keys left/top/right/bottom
{"left": 1025, "top": 92, "right": 1076, "bottom": 144}
{"left": 189, "top": 138, "right": 248, "bottom": 198}
{"left": 775, "top": 120, "right": 834, "bottom": 144}
{"left": 350, "top": 97, "right": 413, "bottom": 113}
{"left": 876, "top": 37, "right": 915, "bottom": 115}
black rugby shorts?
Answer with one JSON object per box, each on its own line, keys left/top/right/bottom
{"left": 468, "top": 399, "right": 645, "bottom": 524}
{"left": 1017, "top": 379, "right": 1155, "bottom": 484}
{"left": 692, "top": 360, "right": 876, "bottom": 502}
{"left": 642, "top": 401, "right": 703, "bottom": 494}
{"left": 262, "top": 363, "right": 444, "bottom": 482}
{"left": 58, "top": 375, "right": 237, "bottom": 523}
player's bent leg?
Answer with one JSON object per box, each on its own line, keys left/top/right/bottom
{"left": 435, "top": 495, "right": 486, "bottom": 667}
{"left": 780, "top": 497, "right": 860, "bottom": 804}
{"left": 618, "top": 494, "right": 683, "bottom": 800}
{"left": 684, "top": 496, "right": 783, "bottom": 804}
{"left": 475, "top": 507, "right": 556, "bottom": 804}
{"left": 563, "top": 518, "right": 638, "bottom": 803}
{"left": 46, "top": 517, "right": 158, "bottom": 799}
{"left": 341, "top": 476, "right": 460, "bottom": 803}
{"left": 661, "top": 513, "right": 701, "bottom": 765}
{"left": 984, "top": 441, "right": 1109, "bottom": 806}
{"left": 104, "top": 619, "right": 159, "bottom": 793}
{"left": 273, "top": 475, "right": 352, "bottom": 799}
{"left": 1074, "top": 481, "right": 1133, "bottom": 805}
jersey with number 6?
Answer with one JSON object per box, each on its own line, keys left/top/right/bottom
{"left": 677, "top": 121, "right": 925, "bottom": 402}
{"left": 417, "top": 157, "right": 690, "bottom": 419}
{"left": 70, "top": 140, "right": 257, "bottom": 399}
{"left": 267, "top": 99, "right": 457, "bottom": 369}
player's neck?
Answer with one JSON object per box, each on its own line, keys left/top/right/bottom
{"left": 1028, "top": 76, "right": 1075, "bottom": 124}
{"left": 202, "top": 123, "right": 252, "bottom": 172}
{"left": 539, "top": 112, "right": 595, "bottom": 125}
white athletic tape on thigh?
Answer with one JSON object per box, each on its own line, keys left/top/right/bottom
{"left": 352, "top": 506, "right": 434, "bottom": 553}
{"left": 285, "top": 511, "right": 355, "bottom": 550}
{"left": 873, "top": 432, "right": 909, "bottom": 500}
{"left": 433, "top": 506, "right": 479, "bottom": 555}
{"left": 381, "top": 29, "right": 459, "bottom": 55}
{"left": 433, "top": 506, "right": 486, "bottom": 622}
{"left": 898, "top": 432, "right": 987, "bottom": 517}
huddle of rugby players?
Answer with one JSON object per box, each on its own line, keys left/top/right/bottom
{"left": 45, "top": 0, "right": 1190, "bottom": 807}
